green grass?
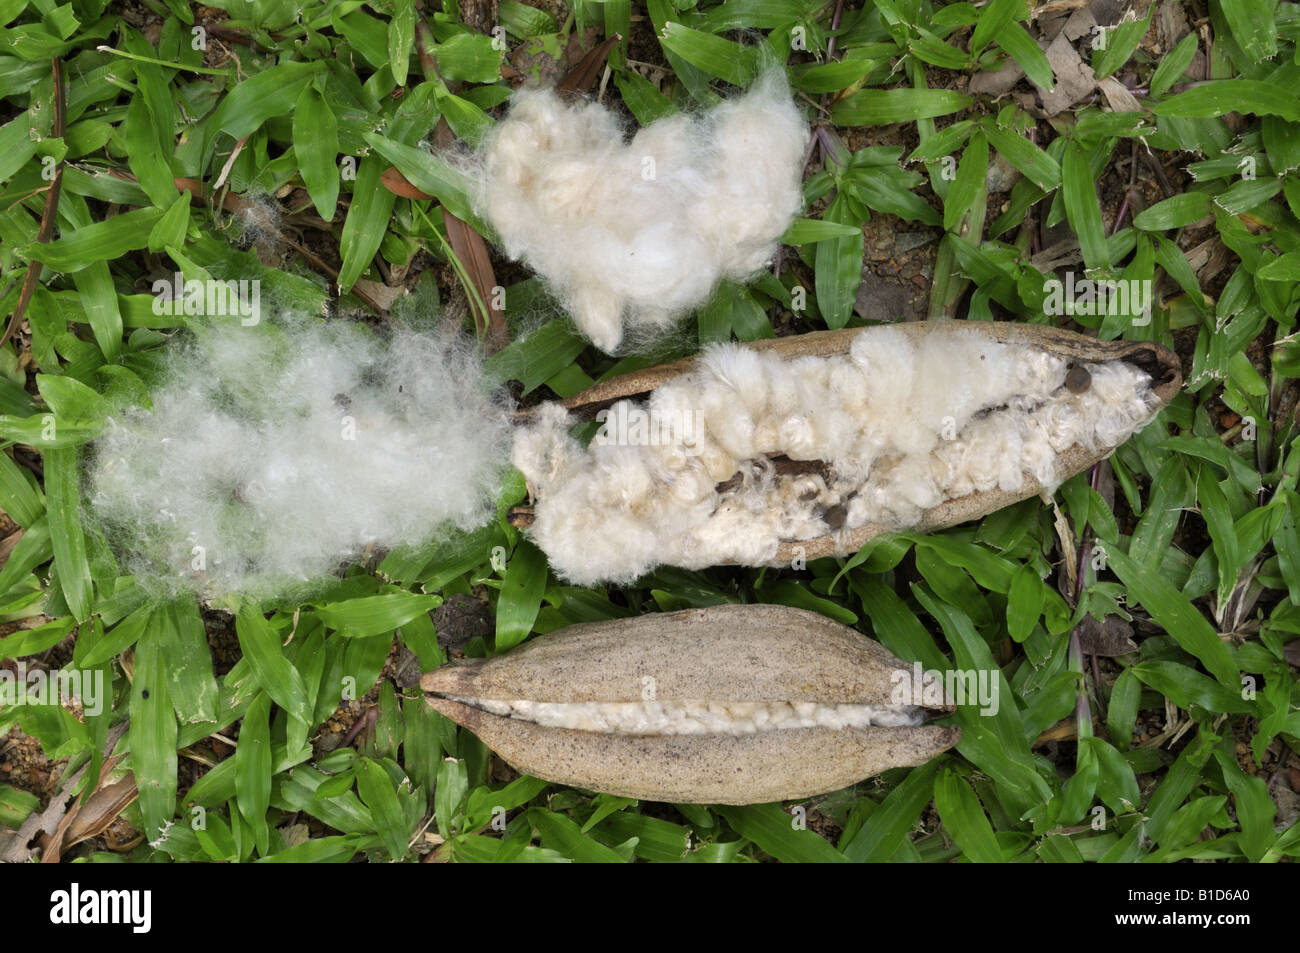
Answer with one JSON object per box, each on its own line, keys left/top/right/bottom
{"left": 0, "top": 0, "right": 1298, "bottom": 862}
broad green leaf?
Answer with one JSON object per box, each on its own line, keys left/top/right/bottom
{"left": 495, "top": 539, "right": 548, "bottom": 652}
{"left": 1104, "top": 546, "right": 1238, "bottom": 689}
{"left": 658, "top": 22, "right": 761, "bottom": 87}
{"left": 435, "top": 90, "right": 492, "bottom": 146}
{"left": 934, "top": 767, "right": 1002, "bottom": 861}
{"left": 43, "top": 447, "right": 91, "bottom": 622}
{"left": 146, "top": 191, "right": 190, "bottom": 254}
{"left": 715, "top": 804, "right": 846, "bottom": 863}
{"left": 1062, "top": 141, "right": 1108, "bottom": 271}
{"left": 790, "top": 58, "right": 878, "bottom": 94}
{"left": 0, "top": 783, "right": 38, "bottom": 828}
{"left": 1088, "top": 737, "right": 1140, "bottom": 815}
{"left": 364, "top": 132, "right": 480, "bottom": 226}
{"left": 235, "top": 691, "right": 272, "bottom": 855}
{"left": 615, "top": 68, "right": 678, "bottom": 124}
{"left": 814, "top": 193, "right": 863, "bottom": 330}
{"left": 1196, "top": 464, "right": 1241, "bottom": 609}
{"left": 945, "top": 129, "right": 987, "bottom": 232}
{"left": 157, "top": 599, "right": 218, "bottom": 725}
{"left": 999, "top": 21, "right": 1053, "bottom": 90}
{"left": 72, "top": 261, "right": 123, "bottom": 363}
{"left": 1131, "top": 661, "right": 1251, "bottom": 714}
{"left": 983, "top": 121, "right": 1060, "bottom": 190}
{"left": 1092, "top": 6, "right": 1153, "bottom": 79}
{"left": 499, "top": 0, "right": 557, "bottom": 36}
{"left": 315, "top": 592, "right": 441, "bottom": 638}
{"left": 0, "top": 518, "right": 52, "bottom": 601}
{"left": 435, "top": 33, "right": 504, "bottom": 84}
{"left": 1154, "top": 81, "right": 1300, "bottom": 121}
{"left": 853, "top": 574, "right": 949, "bottom": 673}
{"left": 1057, "top": 735, "right": 1099, "bottom": 824}
{"left": 207, "top": 61, "right": 325, "bottom": 140}
{"left": 130, "top": 625, "right": 178, "bottom": 842}
{"left": 78, "top": 603, "right": 151, "bottom": 668}
{"left": 1214, "top": 176, "right": 1282, "bottom": 215}
{"left": 831, "top": 88, "right": 972, "bottom": 126}
{"left": 1133, "top": 192, "right": 1211, "bottom": 231}
{"left": 482, "top": 319, "right": 588, "bottom": 393}
{"left": 1106, "top": 667, "right": 1141, "bottom": 750}
{"left": 356, "top": 757, "right": 410, "bottom": 859}
{"left": 592, "top": 811, "right": 692, "bottom": 863}
{"left": 915, "top": 587, "right": 1051, "bottom": 808}
{"left": 1219, "top": 0, "right": 1277, "bottom": 62}
{"left": 1006, "top": 563, "right": 1045, "bottom": 642}
{"left": 841, "top": 760, "right": 942, "bottom": 861}
{"left": 970, "top": 0, "right": 1020, "bottom": 55}
{"left": 195, "top": 811, "right": 237, "bottom": 862}
{"left": 1154, "top": 795, "right": 1226, "bottom": 850}
{"left": 529, "top": 807, "right": 629, "bottom": 862}
{"left": 757, "top": 579, "right": 857, "bottom": 624}
{"left": 0, "top": 614, "right": 74, "bottom": 661}
{"left": 782, "top": 218, "right": 862, "bottom": 244}
{"left": 697, "top": 281, "right": 772, "bottom": 343}
{"left": 0, "top": 451, "right": 43, "bottom": 527}
{"left": 1275, "top": 500, "right": 1300, "bottom": 606}
{"left": 387, "top": 0, "right": 414, "bottom": 87}
{"left": 294, "top": 84, "right": 339, "bottom": 221}
{"left": 337, "top": 155, "right": 397, "bottom": 293}
{"left": 1149, "top": 34, "right": 1198, "bottom": 98}
{"left": 123, "top": 91, "right": 174, "bottom": 208}
{"left": 1213, "top": 737, "right": 1274, "bottom": 862}
{"left": 235, "top": 605, "right": 313, "bottom": 728}
{"left": 25, "top": 206, "right": 163, "bottom": 272}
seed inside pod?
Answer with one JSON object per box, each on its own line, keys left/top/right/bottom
{"left": 512, "top": 323, "right": 1179, "bottom": 586}
{"left": 438, "top": 696, "right": 924, "bottom": 733}
{"left": 1065, "top": 364, "right": 1091, "bottom": 393}
{"left": 423, "top": 604, "right": 962, "bottom": 805}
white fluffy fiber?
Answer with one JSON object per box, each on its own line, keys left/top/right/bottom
{"left": 447, "top": 696, "right": 924, "bottom": 734}
{"left": 472, "top": 71, "right": 807, "bottom": 353}
{"left": 513, "top": 326, "right": 1165, "bottom": 586}
{"left": 86, "top": 321, "right": 513, "bottom": 603}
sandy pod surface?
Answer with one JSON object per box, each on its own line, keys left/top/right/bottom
{"left": 511, "top": 321, "right": 1182, "bottom": 584}
{"left": 422, "top": 604, "right": 961, "bottom": 804}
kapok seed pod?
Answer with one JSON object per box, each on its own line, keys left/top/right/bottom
{"left": 421, "top": 604, "right": 961, "bottom": 805}
{"left": 510, "top": 321, "right": 1182, "bottom": 582}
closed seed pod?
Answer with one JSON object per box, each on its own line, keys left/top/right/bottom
{"left": 510, "top": 322, "right": 1181, "bottom": 583}
{"left": 422, "top": 604, "right": 961, "bottom": 805}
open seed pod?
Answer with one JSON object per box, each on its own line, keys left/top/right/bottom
{"left": 510, "top": 321, "right": 1181, "bottom": 585}
{"left": 422, "top": 604, "right": 960, "bottom": 804}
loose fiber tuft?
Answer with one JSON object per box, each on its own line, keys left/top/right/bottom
{"left": 470, "top": 71, "right": 808, "bottom": 353}
{"left": 513, "top": 327, "right": 1166, "bottom": 586}
{"left": 86, "top": 320, "right": 513, "bottom": 604}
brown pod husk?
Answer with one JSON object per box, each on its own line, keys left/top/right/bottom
{"left": 422, "top": 604, "right": 961, "bottom": 804}
{"left": 511, "top": 321, "right": 1182, "bottom": 575}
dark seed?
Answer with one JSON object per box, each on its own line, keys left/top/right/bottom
{"left": 822, "top": 503, "right": 847, "bottom": 530}
{"left": 1065, "top": 365, "right": 1091, "bottom": 393}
